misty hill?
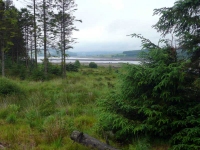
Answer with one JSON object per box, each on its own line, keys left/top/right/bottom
{"left": 37, "top": 49, "right": 125, "bottom": 57}
{"left": 123, "top": 50, "right": 141, "bottom": 57}
{"left": 74, "top": 50, "right": 124, "bottom": 57}
{"left": 37, "top": 49, "right": 77, "bottom": 57}
{"left": 123, "top": 49, "right": 188, "bottom": 59}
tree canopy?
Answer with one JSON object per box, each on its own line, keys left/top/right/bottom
{"left": 153, "top": 0, "right": 200, "bottom": 66}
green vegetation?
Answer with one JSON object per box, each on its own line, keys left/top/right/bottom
{"left": 0, "top": 66, "right": 119, "bottom": 150}
{"left": 0, "top": 0, "right": 79, "bottom": 78}
{"left": 123, "top": 50, "right": 141, "bottom": 57}
{"left": 1, "top": 0, "right": 200, "bottom": 149}
{"left": 74, "top": 60, "right": 81, "bottom": 68}
{"left": 0, "top": 77, "right": 23, "bottom": 95}
{"left": 89, "top": 62, "right": 98, "bottom": 68}
{"left": 98, "top": 0, "right": 200, "bottom": 149}
{"left": 98, "top": 45, "right": 200, "bottom": 149}
{"left": 66, "top": 63, "right": 79, "bottom": 72}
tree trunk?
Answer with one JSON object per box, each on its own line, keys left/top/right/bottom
{"left": 1, "top": 47, "right": 5, "bottom": 77}
{"left": 60, "top": 22, "right": 64, "bottom": 78}
{"left": 62, "top": 3, "right": 66, "bottom": 79}
{"left": 33, "top": 0, "right": 37, "bottom": 66}
{"left": 31, "top": 34, "right": 33, "bottom": 65}
{"left": 70, "top": 131, "right": 119, "bottom": 150}
{"left": 43, "top": 0, "right": 47, "bottom": 77}
{"left": 26, "top": 26, "right": 29, "bottom": 69}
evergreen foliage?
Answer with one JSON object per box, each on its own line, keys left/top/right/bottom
{"left": 66, "top": 63, "right": 78, "bottom": 72}
{"left": 0, "top": 0, "right": 79, "bottom": 78}
{"left": 89, "top": 62, "right": 98, "bottom": 68}
{"left": 98, "top": 1, "right": 200, "bottom": 148}
{"left": 97, "top": 34, "right": 200, "bottom": 149}
{"left": 74, "top": 60, "right": 81, "bottom": 68}
{"left": 153, "top": 0, "right": 200, "bottom": 68}
{"left": 52, "top": 0, "right": 80, "bottom": 78}
{"left": 30, "top": 66, "right": 45, "bottom": 81}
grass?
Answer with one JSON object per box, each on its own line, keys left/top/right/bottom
{"left": 0, "top": 66, "right": 169, "bottom": 150}
{"left": 0, "top": 66, "right": 119, "bottom": 150}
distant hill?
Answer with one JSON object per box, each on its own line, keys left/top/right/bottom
{"left": 123, "top": 49, "right": 189, "bottom": 59}
{"left": 37, "top": 49, "right": 77, "bottom": 57}
{"left": 74, "top": 51, "right": 123, "bottom": 57}
{"left": 122, "top": 50, "right": 148, "bottom": 57}
{"left": 123, "top": 50, "right": 140, "bottom": 57}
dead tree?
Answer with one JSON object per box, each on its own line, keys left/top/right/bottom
{"left": 70, "top": 130, "right": 119, "bottom": 150}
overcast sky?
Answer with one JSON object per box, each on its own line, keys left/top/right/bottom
{"left": 13, "top": 0, "right": 176, "bottom": 52}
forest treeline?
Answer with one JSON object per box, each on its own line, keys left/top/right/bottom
{"left": 0, "top": 0, "right": 80, "bottom": 79}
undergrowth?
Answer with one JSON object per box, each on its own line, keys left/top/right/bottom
{"left": 0, "top": 66, "right": 171, "bottom": 149}
{"left": 0, "top": 66, "right": 120, "bottom": 150}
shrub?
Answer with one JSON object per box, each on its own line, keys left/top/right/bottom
{"left": 9, "top": 63, "right": 27, "bottom": 80}
{"left": 48, "top": 63, "right": 62, "bottom": 76}
{"left": 74, "top": 60, "right": 81, "bottom": 68}
{"left": 30, "top": 66, "right": 44, "bottom": 81}
{"left": 89, "top": 62, "right": 97, "bottom": 68}
{"left": 66, "top": 63, "right": 78, "bottom": 72}
{"left": 0, "top": 77, "right": 23, "bottom": 95}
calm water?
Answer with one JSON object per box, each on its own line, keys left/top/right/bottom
{"left": 37, "top": 57, "right": 141, "bottom": 65}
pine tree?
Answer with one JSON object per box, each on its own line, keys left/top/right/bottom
{"left": 37, "top": 0, "right": 55, "bottom": 77}
{"left": 53, "top": 0, "right": 81, "bottom": 78}
{"left": 153, "top": 0, "right": 200, "bottom": 69}
{"left": 27, "top": 0, "right": 39, "bottom": 66}
{"left": 19, "top": 8, "right": 34, "bottom": 68}
{"left": 0, "top": 0, "right": 18, "bottom": 76}
{"left": 98, "top": 1, "right": 200, "bottom": 148}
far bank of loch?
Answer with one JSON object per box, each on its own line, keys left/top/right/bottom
{"left": 38, "top": 57, "right": 141, "bottom": 66}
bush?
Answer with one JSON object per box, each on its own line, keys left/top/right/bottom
{"left": 0, "top": 77, "right": 23, "bottom": 95}
{"left": 9, "top": 63, "right": 27, "bottom": 80}
{"left": 30, "top": 67, "right": 45, "bottom": 81}
{"left": 48, "top": 62, "right": 62, "bottom": 76}
{"left": 66, "top": 63, "right": 78, "bottom": 72}
{"left": 74, "top": 60, "right": 81, "bottom": 68}
{"left": 89, "top": 62, "right": 97, "bottom": 68}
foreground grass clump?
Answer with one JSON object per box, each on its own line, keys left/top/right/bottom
{"left": 0, "top": 66, "right": 120, "bottom": 150}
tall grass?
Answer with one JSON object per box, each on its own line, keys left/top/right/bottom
{"left": 0, "top": 66, "right": 119, "bottom": 149}
{"left": 0, "top": 66, "right": 170, "bottom": 149}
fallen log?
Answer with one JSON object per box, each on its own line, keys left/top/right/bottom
{"left": 0, "top": 143, "right": 5, "bottom": 150}
{"left": 70, "top": 130, "right": 119, "bottom": 150}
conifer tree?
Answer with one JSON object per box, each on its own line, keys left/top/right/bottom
{"left": 54, "top": 0, "right": 81, "bottom": 78}
{"left": 27, "top": 0, "right": 39, "bottom": 65}
{"left": 37, "top": 0, "right": 55, "bottom": 77}
{"left": 18, "top": 8, "right": 32, "bottom": 67}
{"left": 153, "top": 0, "right": 200, "bottom": 69}
{"left": 0, "top": 0, "right": 18, "bottom": 76}
{"left": 98, "top": 1, "right": 200, "bottom": 149}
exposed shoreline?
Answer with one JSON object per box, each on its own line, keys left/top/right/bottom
{"left": 47, "top": 57, "right": 141, "bottom": 61}
{"left": 38, "top": 57, "right": 141, "bottom": 67}
{"left": 80, "top": 62, "right": 123, "bottom": 67}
